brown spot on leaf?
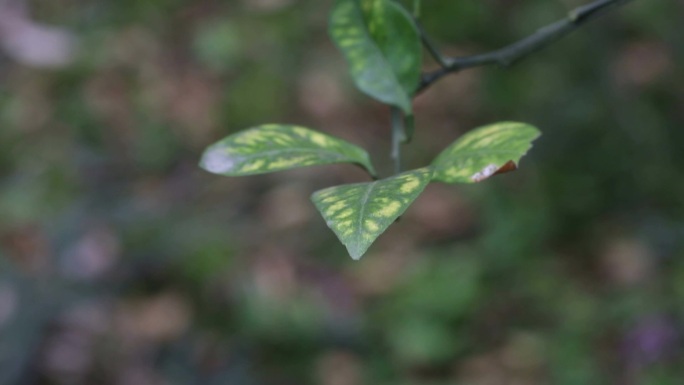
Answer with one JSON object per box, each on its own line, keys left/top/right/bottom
{"left": 494, "top": 160, "right": 518, "bottom": 176}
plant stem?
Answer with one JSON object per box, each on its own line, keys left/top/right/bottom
{"left": 416, "top": 0, "right": 633, "bottom": 94}
{"left": 390, "top": 107, "right": 405, "bottom": 174}
{"left": 403, "top": 113, "right": 415, "bottom": 143}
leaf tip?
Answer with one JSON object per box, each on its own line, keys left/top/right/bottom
{"left": 347, "top": 245, "right": 367, "bottom": 261}
{"left": 199, "top": 148, "right": 240, "bottom": 175}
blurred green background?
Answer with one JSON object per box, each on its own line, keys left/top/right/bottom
{"left": 0, "top": 0, "right": 682, "bottom": 384}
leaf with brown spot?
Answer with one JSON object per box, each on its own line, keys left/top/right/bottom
{"left": 430, "top": 122, "right": 541, "bottom": 184}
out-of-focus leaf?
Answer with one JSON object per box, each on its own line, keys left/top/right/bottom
{"left": 329, "top": 0, "right": 422, "bottom": 113}
{"left": 311, "top": 168, "right": 431, "bottom": 260}
{"left": 431, "top": 122, "right": 541, "bottom": 184}
{"left": 200, "top": 124, "right": 377, "bottom": 177}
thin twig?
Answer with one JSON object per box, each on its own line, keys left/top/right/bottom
{"left": 416, "top": 0, "right": 633, "bottom": 94}
{"left": 412, "top": 0, "right": 421, "bottom": 18}
{"left": 415, "top": 19, "right": 450, "bottom": 68}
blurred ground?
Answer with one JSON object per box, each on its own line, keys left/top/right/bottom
{"left": 1, "top": 0, "right": 683, "bottom": 384}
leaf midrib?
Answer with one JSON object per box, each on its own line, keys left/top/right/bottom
{"left": 353, "top": 180, "right": 377, "bottom": 256}
{"left": 233, "top": 147, "right": 360, "bottom": 164}
{"left": 439, "top": 147, "right": 533, "bottom": 160}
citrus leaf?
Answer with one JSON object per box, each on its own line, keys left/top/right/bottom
{"left": 431, "top": 122, "right": 541, "bottom": 184}
{"left": 329, "top": 0, "right": 422, "bottom": 113}
{"left": 312, "top": 168, "right": 432, "bottom": 260}
{"left": 362, "top": 0, "right": 422, "bottom": 97}
{"left": 200, "top": 124, "right": 377, "bottom": 177}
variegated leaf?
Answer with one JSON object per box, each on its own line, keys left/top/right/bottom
{"left": 431, "top": 122, "right": 541, "bottom": 184}
{"left": 200, "top": 124, "right": 377, "bottom": 177}
{"left": 329, "top": 0, "right": 421, "bottom": 113}
{"left": 312, "top": 168, "right": 432, "bottom": 260}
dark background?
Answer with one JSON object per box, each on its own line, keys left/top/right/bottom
{"left": 1, "top": 0, "right": 682, "bottom": 384}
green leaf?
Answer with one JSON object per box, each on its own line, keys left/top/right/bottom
{"left": 200, "top": 124, "right": 377, "bottom": 177}
{"left": 329, "top": 0, "right": 422, "bottom": 113}
{"left": 431, "top": 122, "right": 541, "bottom": 184}
{"left": 312, "top": 168, "right": 432, "bottom": 260}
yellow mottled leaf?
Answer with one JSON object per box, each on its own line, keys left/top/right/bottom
{"left": 330, "top": 0, "right": 421, "bottom": 113}
{"left": 431, "top": 122, "right": 541, "bottom": 184}
{"left": 200, "top": 124, "right": 377, "bottom": 177}
{"left": 312, "top": 168, "right": 432, "bottom": 259}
